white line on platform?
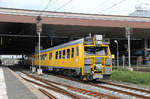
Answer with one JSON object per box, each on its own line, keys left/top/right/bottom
{"left": 0, "top": 67, "right": 8, "bottom": 99}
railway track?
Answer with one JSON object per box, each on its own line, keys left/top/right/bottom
{"left": 44, "top": 72, "right": 150, "bottom": 99}
{"left": 10, "top": 66, "right": 150, "bottom": 99}
{"left": 20, "top": 72, "right": 120, "bottom": 99}
{"left": 39, "top": 88, "right": 58, "bottom": 99}
{"left": 134, "top": 67, "right": 150, "bottom": 72}
{"left": 99, "top": 81, "right": 150, "bottom": 94}
{"left": 89, "top": 83, "right": 150, "bottom": 99}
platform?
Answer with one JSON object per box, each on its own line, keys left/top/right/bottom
{"left": 0, "top": 67, "right": 37, "bottom": 99}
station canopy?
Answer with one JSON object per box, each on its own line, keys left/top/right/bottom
{"left": 0, "top": 8, "right": 150, "bottom": 55}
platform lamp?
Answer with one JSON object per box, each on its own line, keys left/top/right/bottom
{"left": 114, "top": 40, "right": 119, "bottom": 68}
{"left": 36, "top": 16, "right": 42, "bottom": 74}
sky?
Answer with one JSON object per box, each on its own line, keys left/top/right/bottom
{"left": 0, "top": 0, "right": 150, "bottom": 16}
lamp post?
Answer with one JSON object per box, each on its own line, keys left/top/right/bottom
{"left": 114, "top": 40, "right": 119, "bottom": 68}
{"left": 125, "top": 26, "right": 132, "bottom": 69}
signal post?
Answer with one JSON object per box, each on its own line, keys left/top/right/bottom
{"left": 36, "top": 16, "right": 43, "bottom": 75}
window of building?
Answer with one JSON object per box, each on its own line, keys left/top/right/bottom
{"left": 49, "top": 53, "right": 52, "bottom": 60}
{"left": 76, "top": 47, "right": 79, "bottom": 56}
{"left": 56, "top": 51, "right": 58, "bottom": 59}
{"left": 67, "top": 49, "right": 70, "bottom": 59}
{"left": 59, "top": 50, "right": 61, "bottom": 59}
{"left": 62, "top": 50, "right": 65, "bottom": 59}
{"left": 71, "top": 48, "right": 74, "bottom": 58}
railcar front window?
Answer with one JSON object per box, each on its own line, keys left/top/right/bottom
{"left": 84, "top": 47, "right": 108, "bottom": 56}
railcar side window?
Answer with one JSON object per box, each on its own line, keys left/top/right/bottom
{"left": 41, "top": 54, "right": 43, "bottom": 60}
{"left": 36, "top": 55, "right": 38, "bottom": 60}
{"left": 44, "top": 54, "right": 47, "bottom": 60}
{"left": 67, "top": 49, "right": 70, "bottom": 59}
{"left": 76, "top": 47, "right": 79, "bottom": 56}
{"left": 59, "top": 51, "right": 61, "bottom": 59}
{"left": 41, "top": 54, "right": 47, "bottom": 60}
{"left": 56, "top": 51, "right": 58, "bottom": 59}
{"left": 37, "top": 55, "right": 39, "bottom": 60}
{"left": 71, "top": 48, "right": 74, "bottom": 58}
{"left": 49, "top": 53, "right": 52, "bottom": 60}
{"left": 41, "top": 54, "right": 46, "bottom": 60}
{"left": 62, "top": 50, "right": 65, "bottom": 59}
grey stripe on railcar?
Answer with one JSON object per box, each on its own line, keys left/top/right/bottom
{"left": 39, "top": 39, "right": 84, "bottom": 53}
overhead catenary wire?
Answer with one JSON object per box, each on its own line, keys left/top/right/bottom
{"left": 20, "top": 0, "right": 53, "bottom": 38}
{"left": 99, "top": 0, "right": 127, "bottom": 13}
{"left": 39, "top": 0, "right": 52, "bottom": 16}
{"left": 54, "top": 0, "right": 73, "bottom": 11}
{"left": 89, "top": 0, "right": 111, "bottom": 13}
{"left": 2, "top": 0, "right": 73, "bottom": 39}
{"left": 42, "top": 0, "right": 52, "bottom": 11}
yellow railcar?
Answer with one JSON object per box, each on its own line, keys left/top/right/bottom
{"left": 30, "top": 35, "right": 112, "bottom": 80}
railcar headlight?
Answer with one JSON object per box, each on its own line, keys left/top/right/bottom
{"left": 108, "top": 55, "right": 111, "bottom": 58}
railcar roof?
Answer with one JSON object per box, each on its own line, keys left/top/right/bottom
{"left": 39, "top": 38, "right": 84, "bottom": 53}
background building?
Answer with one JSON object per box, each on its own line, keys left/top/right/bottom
{"left": 130, "top": 3, "right": 150, "bottom": 17}
{"left": 130, "top": 3, "right": 150, "bottom": 65}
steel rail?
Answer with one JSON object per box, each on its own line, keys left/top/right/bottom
{"left": 89, "top": 83, "right": 150, "bottom": 99}
{"left": 22, "top": 72, "right": 119, "bottom": 99}
{"left": 100, "top": 81, "right": 150, "bottom": 94}
{"left": 39, "top": 88, "right": 58, "bottom": 99}
{"left": 44, "top": 72, "right": 150, "bottom": 99}
{"left": 20, "top": 75, "right": 80, "bottom": 99}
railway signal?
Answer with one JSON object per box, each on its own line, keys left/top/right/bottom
{"left": 36, "top": 16, "right": 43, "bottom": 75}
